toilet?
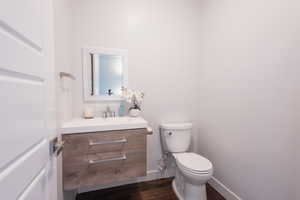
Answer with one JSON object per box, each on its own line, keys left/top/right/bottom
{"left": 160, "top": 123, "right": 213, "bottom": 200}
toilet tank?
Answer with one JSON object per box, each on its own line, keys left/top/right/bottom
{"left": 160, "top": 123, "right": 192, "bottom": 153}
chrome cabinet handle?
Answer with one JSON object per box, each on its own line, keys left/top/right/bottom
{"left": 89, "top": 138, "right": 127, "bottom": 146}
{"left": 89, "top": 154, "right": 127, "bottom": 164}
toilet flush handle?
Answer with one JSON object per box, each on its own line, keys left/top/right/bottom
{"left": 168, "top": 132, "right": 173, "bottom": 136}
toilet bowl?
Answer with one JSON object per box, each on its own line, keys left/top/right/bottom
{"left": 160, "top": 123, "right": 213, "bottom": 200}
{"left": 173, "top": 152, "right": 213, "bottom": 200}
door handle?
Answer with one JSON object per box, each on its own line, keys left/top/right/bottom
{"left": 50, "top": 137, "right": 65, "bottom": 156}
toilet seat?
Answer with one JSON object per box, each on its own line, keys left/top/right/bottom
{"left": 173, "top": 152, "right": 213, "bottom": 174}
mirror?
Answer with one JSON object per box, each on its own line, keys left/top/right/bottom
{"left": 91, "top": 54, "right": 123, "bottom": 96}
{"left": 83, "top": 47, "right": 128, "bottom": 101}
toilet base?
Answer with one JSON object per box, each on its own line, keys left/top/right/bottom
{"left": 172, "top": 179, "right": 184, "bottom": 200}
{"left": 172, "top": 179, "right": 207, "bottom": 200}
{"left": 184, "top": 181, "right": 207, "bottom": 200}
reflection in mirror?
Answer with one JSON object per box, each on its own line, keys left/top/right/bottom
{"left": 91, "top": 54, "right": 123, "bottom": 96}
{"left": 83, "top": 47, "right": 128, "bottom": 101}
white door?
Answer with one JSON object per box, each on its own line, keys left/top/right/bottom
{"left": 0, "top": 0, "right": 58, "bottom": 200}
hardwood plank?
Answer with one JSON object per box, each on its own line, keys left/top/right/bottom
{"left": 76, "top": 178, "right": 225, "bottom": 200}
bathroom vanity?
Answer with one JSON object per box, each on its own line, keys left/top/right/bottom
{"left": 61, "top": 117, "right": 151, "bottom": 191}
{"left": 60, "top": 47, "right": 152, "bottom": 192}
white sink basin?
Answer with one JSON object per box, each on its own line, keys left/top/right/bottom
{"left": 60, "top": 117, "right": 149, "bottom": 134}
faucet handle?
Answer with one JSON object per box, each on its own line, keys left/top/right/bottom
{"left": 102, "top": 106, "right": 116, "bottom": 118}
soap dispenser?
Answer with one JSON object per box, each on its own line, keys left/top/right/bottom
{"left": 118, "top": 101, "right": 126, "bottom": 117}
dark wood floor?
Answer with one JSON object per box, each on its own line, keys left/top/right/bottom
{"left": 76, "top": 178, "right": 225, "bottom": 200}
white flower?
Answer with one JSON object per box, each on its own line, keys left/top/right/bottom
{"left": 121, "top": 88, "right": 144, "bottom": 105}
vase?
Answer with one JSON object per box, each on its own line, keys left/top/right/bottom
{"left": 129, "top": 108, "right": 141, "bottom": 117}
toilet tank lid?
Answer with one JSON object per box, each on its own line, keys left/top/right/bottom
{"left": 160, "top": 122, "right": 192, "bottom": 130}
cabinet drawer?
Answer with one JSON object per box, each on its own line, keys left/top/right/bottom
{"left": 63, "top": 151, "right": 146, "bottom": 190}
{"left": 63, "top": 129, "right": 147, "bottom": 157}
{"left": 80, "top": 151, "right": 146, "bottom": 188}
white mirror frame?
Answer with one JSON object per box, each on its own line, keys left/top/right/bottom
{"left": 82, "top": 47, "right": 128, "bottom": 102}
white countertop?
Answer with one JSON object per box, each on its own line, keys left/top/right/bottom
{"left": 60, "top": 117, "right": 149, "bottom": 134}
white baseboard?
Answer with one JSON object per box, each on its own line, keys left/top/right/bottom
{"left": 78, "top": 169, "right": 172, "bottom": 194}
{"left": 208, "top": 176, "right": 242, "bottom": 200}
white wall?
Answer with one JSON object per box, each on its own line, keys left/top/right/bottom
{"left": 44, "top": 0, "right": 59, "bottom": 199}
{"left": 53, "top": 0, "right": 72, "bottom": 125}
{"left": 53, "top": 0, "right": 72, "bottom": 199}
{"left": 68, "top": 0, "right": 203, "bottom": 171}
{"left": 196, "top": 0, "right": 300, "bottom": 199}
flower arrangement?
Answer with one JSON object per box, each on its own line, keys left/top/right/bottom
{"left": 122, "top": 88, "right": 145, "bottom": 111}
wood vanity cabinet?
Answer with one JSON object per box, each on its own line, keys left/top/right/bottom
{"left": 62, "top": 128, "right": 147, "bottom": 190}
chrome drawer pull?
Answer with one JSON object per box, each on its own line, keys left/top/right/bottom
{"left": 89, "top": 154, "right": 127, "bottom": 164}
{"left": 89, "top": 138, "right": 127, "bottom": 146}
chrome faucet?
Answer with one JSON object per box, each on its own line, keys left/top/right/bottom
{"left": 102, "top": 106, "right": 116, "bottom": 118}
